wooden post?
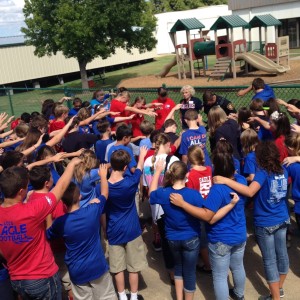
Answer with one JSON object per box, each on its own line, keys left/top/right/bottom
{"left": 187, "top": 30, "right": 194, "bottom": 79}
{"left": 174, "top": 33, "right": 181, "bottom": 80}
{"left": 265, "top": 26, "right": 268, "bottom": 49}
{"left": 231, "top": 28, "right": 236, "bottom": 79}
{"left": 259, "top": 27, "right": 262, "bottom": 54}
{"left": 249, "top": 28, "right": 252, "bottom": 51}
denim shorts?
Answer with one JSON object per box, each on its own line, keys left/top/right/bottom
{"left": 168, "top": 236, "right": 200, "bottom": 293}
{"left": 11, "top": 272, "right": 62, "bottom": 300}
{"left": 255, "top": 225, "right": 289, "bottom": 283}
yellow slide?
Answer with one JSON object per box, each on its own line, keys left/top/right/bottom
{"left": 156, "top": 57, "right": 177, "bottom": 78}
{"left": 235, "top": 52, "right": 287, "bottom": 74}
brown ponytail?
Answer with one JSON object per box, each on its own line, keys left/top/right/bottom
{"left": 150, "top": 133, "right": 170, "bottom": 173}
{"left": 163, "top": 161, "right": 187, "bottom": 187}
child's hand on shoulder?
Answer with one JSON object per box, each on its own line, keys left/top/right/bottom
{"left": 155, "top": 158, "right": 165, "bottom": 173}
{"left": 139, "top": 146, "right": 148, "bottom": 159}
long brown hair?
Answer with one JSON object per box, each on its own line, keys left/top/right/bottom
{"left": 208, "top": 106, "right": 227, "bottom": 137}
{"left": 285, "top": 133, "right": 300, "bottom": 156}
{"left": 256, "top": 141, "right": 283, "bottom": 174}
{"left": 240, "top": 129, "right": 259, "bottom": 155}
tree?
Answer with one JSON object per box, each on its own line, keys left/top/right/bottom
{"left": 22, "top": 0, "right": 157, "bottom": 88}
{"left": 150, "top": 0, "right": 227, "bottom": 13}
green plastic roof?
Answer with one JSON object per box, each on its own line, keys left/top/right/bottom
{"left": 170, "top": 18, "right": 205, "bottom": 33}
{"left": 249, "top": 14, "right": 282, "bottom": 28}
{"left": 210, "top": 15, "right": 249, "bottom": 30}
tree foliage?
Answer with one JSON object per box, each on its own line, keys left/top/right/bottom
{"left": 150, "top": 0, "right": 227, "bottom": 14}
{"left": 22, "top": 0, "right": 157, "bottom": 88}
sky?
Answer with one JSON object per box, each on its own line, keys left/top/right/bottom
{"left": 0, "top": 0, "right": 25, "bottom": 37}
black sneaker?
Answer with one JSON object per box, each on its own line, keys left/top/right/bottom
{"left": 229, "top": 288, "right": 245, "bottom": 300}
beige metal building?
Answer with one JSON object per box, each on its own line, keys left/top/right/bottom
{"left": 0, "top": 38, "right": 156, "bottom": 85}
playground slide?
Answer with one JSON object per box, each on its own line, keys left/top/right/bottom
{"left": 157, "top": 57, "right": 177, "bottom": 78}
{"left": 235, "top": 52, "right": 287, "bottom": 74}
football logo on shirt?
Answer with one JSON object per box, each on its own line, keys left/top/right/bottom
{"left": 46, "top": 196, "right": 52, "bottom": 206}
{"left": 0, "top": 222, "right": 33, "bottom": 244}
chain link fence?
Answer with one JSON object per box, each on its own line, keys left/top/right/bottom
{"left": 0, "top": 85, "right": 300, "bottom": 121}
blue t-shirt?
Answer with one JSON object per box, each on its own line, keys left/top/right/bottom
{"left": 106, "top": 169, "right": 142, "bottom": 245}
{"left": 233, "top": 157, "right": 241, "bottom": 174}
{"left": 150, "top": 187, "right": 203, "bottom": 240}
{"left": 47, "top": 198, "right": 108, "bottom": 285}
{"left": 49, "top": 163, "right": 60, "bottom": 186}
{"left": 179, "top": 127, "right": 211, "bottom": 167}
{"left": 68, "top": 108, "right": 80, "bottom": 117}
{"left": 4, "top": 140, "right": 23, "bottom": 152}
{"left": 253, "top": 169, "right": 289, "bottom": 227}
{"left": 286, "top": 163, "right": 300, "bottom": 214}
{"left": 139, "top": 138, "right": 152, "bottom": 150}
{"left": 107, "top": 144, "right": 137, "bottom": 174}
{"left": 95, "top": 139, "right": 113, "bottom": 163}
{"left": 73, "top": 169, "right": 100, "bottom": 208}
{"left": 252, "top": 84, "right": 275, "bottom": 102}
{"left": 203, "top": 174, "right": 247, "bottom": 245}
{"left": 243, "top": 151, "right": 257, "bottom": 176}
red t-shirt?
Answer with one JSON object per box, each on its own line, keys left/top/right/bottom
{"left": 186, "top": 167, "right": 212, "bottom": 199}
{"left": 274, "top": 135, "right": 288, "bottom": 163}
{"left": 0, "top": 192, "right": 58, "bottom": 280}
{"left": 151, "top": 98, "right": 175, "bottom": 130}
{"left": 49, "top": 120, "right": 65, "bottom": 133}
{"left": 110, "top": 99, "right": 127, "bottom": 130}
{"left": 130, "top": 113, "right": 144, "bottom": 137}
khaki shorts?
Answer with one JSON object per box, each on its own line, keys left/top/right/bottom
{"left": 109, "top": 235, "right": 148, "bottom": 273}
{"left": 71, "top": 271, "right": 117, "bottom": 300}
{"left": 54, "top": 252, "right": 72, "bottom": 292}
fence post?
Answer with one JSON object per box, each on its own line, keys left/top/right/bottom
{"left": 6, "top": 88, "right": 15, "bottom": 116}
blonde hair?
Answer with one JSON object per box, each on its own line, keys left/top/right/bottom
{"left": 180, "top": 85, "right": 195, "bottom": 96}
{"left": 54, "top": 105, "right": 69, "bottom": 118}
{"left": 150, "top": 133, "right": 170, "bottom": 173}
{"left": 163, "top": 161, "right": 187, "bottom": 187}
{"left": 74, "top": 150, "right": 98, "bottom": 183}
{"left": 207, "top": 106, "right": 227, "bottom": 137}
{"left": 187, "top": 145, "right": 205, "bottom": 166}
{"left": 240, "top": 129, "right": 259, "bottom": 155}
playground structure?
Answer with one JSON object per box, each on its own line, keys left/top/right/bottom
{"left": 157, "top": 18, "right": 215, "bottom": 79}
{"left": 158, "top": 14, "right": 290, "bottom": 81}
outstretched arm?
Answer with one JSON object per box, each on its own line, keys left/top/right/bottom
{"left": 149, "top": 158, "right": 165, "bottom": 194}
{"left": 99, "top": 164, "right": 108, "bottom": 199}
{"left": 208, "top": 193, "right": 239, "bottom": 224}
{"left": 165, "top": 104, "right": 182, "bottom": 121}
{"left": 213, "top": 176, "right": 261, "bottom": 197}
{"left": 46, "top": 116, "right": 75, "bottom": 147}
{"left": 51, "top": 157, "right": 82, "bottom": 202}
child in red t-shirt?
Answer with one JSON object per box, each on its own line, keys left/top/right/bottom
{"left": 186, "top": 145, "right": 212, "bottom": 273}
{"left": 49, "top": 105, "right": 69, "bottom": 133}
{"left": 110, "top": 91, "right": 156, "bottom": 131}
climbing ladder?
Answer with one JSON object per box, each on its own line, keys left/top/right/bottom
{"left": 208, "top": 58, "right": 231, "bottom": 81}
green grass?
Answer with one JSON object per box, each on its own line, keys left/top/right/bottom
{"left": 0, "top": 53, "right": 300, "bottom": 117}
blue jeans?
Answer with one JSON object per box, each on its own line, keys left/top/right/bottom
{"left": 11, "top": 272, "right": 62, "bottom": 300}
{"left": 208, "top": 242, "right": 246, "bottom": 300}
{"left": 255, "top": 225, "right": 289, "bottom": 283}
{"left": 168, "top": 236, "right": 200, "bottom": 293}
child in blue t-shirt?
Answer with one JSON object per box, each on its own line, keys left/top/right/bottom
{"left": 240, "top": 128, "right": 259, "bottom": 182}
{"left": 139, "top": 120, "right": 154, "bottom": 150}
{"left": 283, "top": 133, "right": 300, "bottom": 231}
{"left": 107, "top": 124, "right": 137, "bottom": 174}
{"left": 106, "top": 147, "right": 148, "bottom": 300}
{"left": 179, "top": 109, "right": 211, "bottom": 167}
{"left": 95, "top": 119, "right": 113, "bottom": 163}
{"left": 47, "top": 165, "right": 117, "bottom": 300}
{"left": 214, "top": 141, "right": 289, "bottom": 300}
{"left": 73, "top": 150, "right": 100, "bottom": 207}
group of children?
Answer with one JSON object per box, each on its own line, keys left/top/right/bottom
{"left": 0, "top": 79, "right": 299, "bottom": 300}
